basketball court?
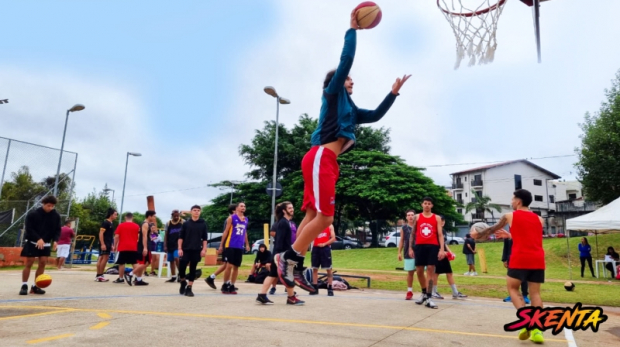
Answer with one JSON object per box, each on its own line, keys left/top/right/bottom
{"left": 0, "top": 270, "right": 618, "bottom": 346}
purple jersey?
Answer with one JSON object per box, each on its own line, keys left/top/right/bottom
{"left": 290, "top": 221, "right": 297, "bottom": 243}
{"left": 225, "top": 214, "right": 247, "bottom": 249}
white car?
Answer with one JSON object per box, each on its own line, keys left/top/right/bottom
{"left": 446, "top": 235, "right": 465, "bottom": 245}
{"left": 380, "top": 231, "right": 401, "bottom": 247}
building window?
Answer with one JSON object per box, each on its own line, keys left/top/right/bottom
{"left": 464, "top": 176, "right": 467, "bottom": 181}
{"left": 465, "top": 193, "right": 468, "bottom": 197}
{"left": 534, "top": 195, "right": 543, "bottom": 202}
{"left": 569, "top": 193, "right": 577, "bottom": 200}
{"left": 515, "top": 175, "right": 522, "bottom": 190}
{"left": 549, "top": 195, "right": 555, "bottom": 203}
{"left": 533, "top": 179, "right": 542, "bottom": 186}
{"left": 457, "top": 208, "right": 462, "bottom": 214}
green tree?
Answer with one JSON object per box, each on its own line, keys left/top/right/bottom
{"left": 463, "top": 189, "right": 502, "bottom": 223}
{"left": 576, "top": 70, "right": 620, "bottom": 204}
{"left": 69, "top": 189, "right": 115, "bottom": 237}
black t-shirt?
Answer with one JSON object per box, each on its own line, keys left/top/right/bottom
{"left": 463, "top": 238, "right": 475, "bottom": 254}
{"left": 254, "top": 250, "right": 272, "bottom": 264}
{"left": 101, "top": 220, "right": 115, "bottom": 244}
{"left": 166, "top": 220, "right": 183, "bottom": 250}
{"left": 273, "top": 218, "right": 292, "bottom": 254}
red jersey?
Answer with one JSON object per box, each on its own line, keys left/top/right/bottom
{"left": 415, "top": 213, "right": 439, "bottom": 246}
{"left": 313, "top": 227, "right": 331, "bottom": 247}
{"left": 509, "top": 210, "right": 545, "bottom": 269}
{"left": 115, "top": 222, "right": 140, "bottom": 252}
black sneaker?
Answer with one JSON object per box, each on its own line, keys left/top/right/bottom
{"left": 275, "top": 253, "right": 296, "bottom": 289}
{"left": 165, "top": 277, "right": 177, "bottom": 283}
{"left": 113, "top": 278, "right": 125, "bottom": 284}
{"left": 309, "top": 285, "right": 319, "bottom": 296}
{"left": 256, "top": 294, "right": 274, "bottom": 305}
{"left": 269, "top": 287, "right": 276, "bottom": 295}
{"left": 287, "top": 295, "right": 305, "bottom": 306}
{"left": 124, "top": 272, "right": 133, "bottom": 286}
{"left": 293, "top": 268, "right": 317, "bottom": 293}
{"left": 30, "top": 286, "right": 45, "bottom": 295}
{"left": 221, "top": 282, "right": 230, "bottom": 295}
{"left": 19, "top": 284, "right": 28, "bottom": 295}
{"left": 229, "top": 284, "right": 237, "bottom": 295}
{"left": 134, "top": 280, "right": 149, "bottom": 286}
{"left": 327, "top": 286, "right": 334, "bottom": 297}
{"left": 205, "top": 276, "right": 217, "bottom": 289}
{"left": 185, "top": 285, "right": 194, "bottom": 297}
{"left": 179, "top": 280, "right": 187, "bottom": 295}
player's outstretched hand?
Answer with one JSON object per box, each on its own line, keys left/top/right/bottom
{"left": 495, "top": 229, "right": 510, "bottom": 239}
{"left": 392, "top": 74, "right": 412, "bottom": 95}
{"left": 351, "top": 9, "right": 361, "bottom": 30}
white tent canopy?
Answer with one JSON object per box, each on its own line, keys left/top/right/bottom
{"left": 566, "top": 197, "right": 620, "bottom": 233}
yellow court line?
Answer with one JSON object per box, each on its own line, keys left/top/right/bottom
{"left": 27, "top": 333, "right": 74, "bottom": 344}
{"left": 97, "top": 312, "right": 112, "bottom": 319}
{"left": 0, "top": 308, "right": 75, "bottom": 321}
{"left": 89, "top": 321, "right": 110, "bottom": 330}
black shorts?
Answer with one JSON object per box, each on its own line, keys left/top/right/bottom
{"left": 435, "top": 257, "right": 453, "bottom": 274}
{"left": 311, "top": 246, "right": 332, "bottom": 269}
{"left": 223, "top": 248, "right": 243, "bottom": 267}
{"left": 116, "top": 251, "right": 138, "bottom": 265}
{"left": 99, "top": 241, "right": 112, "bottom": 256}
{"left": 413, "top": 244, "right": 440, "bottom": 267}
{"left": 20, "top": 241, "right": 51, "bottom": 258}
{"left": 181, "top": 249, "right": 202, "bottom": 263}
{"left": 507, "top": 268, "right": 545, "bottom": 284}
{"left": 269, "top": 261, "right": 278, "bottom": 278}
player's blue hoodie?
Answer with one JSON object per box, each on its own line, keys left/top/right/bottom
{"left": 311, "top": 28, "right": 399, "bottom": 154}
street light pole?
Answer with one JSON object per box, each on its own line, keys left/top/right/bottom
{"left": 264, "top": 86, "right": 290, "bottom": 227}
{"left": 54, "top": 104, "right": 85, "bottom": 196}
{"left": 120, "top": 152, "right": 142, "bottom": 216}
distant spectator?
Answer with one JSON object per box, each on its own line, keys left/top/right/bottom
{"left": 604, "top": 246, "right": 619, "bottom": 278}
{"left": 149, "top": 224, "right": 159, "bottom": 276}
{"left": 462, "top": 233, "right": 477, "bottom": 276}
{"left": 56, "top": 220, "right": 75, "bottom": 270}
{"left": 501, "top": 237, "right": 529, "bottom": 304}
{"left": 250, "top": 244, "right": 272, "bottom": 276}
{"left": 578, "top": 238, "right": 595, "bottom": 278}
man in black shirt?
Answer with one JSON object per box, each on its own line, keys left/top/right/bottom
{"left": 164, "top": 210, "right": 184, "bottom": 283}
{"left": 96, "top": 208, "right": 118, "bottom": 282}
{"left": 462, "top": 233, "right": 478, "bottom": 276}
{"left": 178, "top": 205, "right": 208, "bottom": 297}
{"left": 20, "top": 196, "right": 61, "bottom": 295}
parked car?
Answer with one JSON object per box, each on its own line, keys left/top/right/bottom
{"left": 380, "top": 231, "right": 401, "bottom": 247}
{"left": 446, "top": 235, "right": 465, "bottom": 245}
{"left": 332, "top": 236, "right": 363, "bottom": 250}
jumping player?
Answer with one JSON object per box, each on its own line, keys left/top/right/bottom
{"left": 310, "top": 224, "right": 336, "bottom": 296}
{"left": 164, "top": 210, "right": 184, "bottom": 283}
{"left": 432, "top": 216, "right": 467, "bottom": 300}
{"left": 178, "top": 205, "right": 208, "bottom": 297}
{"left": 206, "top": 204, "right": 237, "bottom": 290}
{"left": 472, "top": 189, "right": 545, "bottom": 344}
{"left": 256, "top": 201, "right": 304, "bottom": 306}
{"left": 408, "top": 197, "right": 446, "bottom": 309}
{"left": 113, "top": 213, "right": 149, "bottom": 286}
{"left": 219, "top": 202, "right": 250, "bottom": 294}
{"left": 96, "top": 208, "right": 118, "bottom": 282}
{"left": 398, "top": 210, "right": 416, "bottom": 300}
{"left": 277, "top": 10, "right": 411, "bottom": 292}
{"left": 19, "top": 195, "right": 61, "bottom": 295}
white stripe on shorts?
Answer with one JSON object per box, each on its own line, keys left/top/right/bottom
{"left": 312, "top": 146, "right": 325, "bottom": 213}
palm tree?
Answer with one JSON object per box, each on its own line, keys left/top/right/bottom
{"left": 464, "top": 189, "right": 503, "bottom": 223}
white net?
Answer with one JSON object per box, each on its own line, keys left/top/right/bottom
{"left": 438, "top": 0, "right": 507, "bottom": 69}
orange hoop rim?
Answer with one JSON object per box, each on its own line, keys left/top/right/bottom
{"left": 437, "top": 0, "right": 507, "bottom": 18}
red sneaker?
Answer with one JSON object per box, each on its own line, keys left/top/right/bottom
{"left": 406, "top": 291, "right": 413, "bottom": 300}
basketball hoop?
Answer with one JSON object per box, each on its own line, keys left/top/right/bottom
{"left": 438, "top": 0, "right": 507, "bottom": 69}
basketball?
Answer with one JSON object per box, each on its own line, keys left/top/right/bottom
{"left": 35, "top": 274, "right": 52, "bottom": 288}
{"left": 354, "top": 2, "right": 382, "bottom": 29}
{"left": 564, "top": 281, "right": 575, "bottom": 291}
{"left": 470, "top": 222, "right": 490, "bottom": 240}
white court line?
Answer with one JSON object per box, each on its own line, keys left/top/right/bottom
{"left": 564, "top": 329, "right": 577, "bottom": 347}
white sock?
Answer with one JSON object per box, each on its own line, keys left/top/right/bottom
{"left": 136, "top": 276, "right": 142, "bottom": 281}
{"left": 210, "top": 274, "right": 216, "bottom": 279}
{"left": 433, "top": 286, "right": 438, "bottom": 294}
{"left": 407, "top": 287, "right": 412, "bottom": 292}
{"left": 451, "top": 284, "right": 458, "bottom": 296}
{"left": 23, "top": 282, "right": 28, "bottom": 286}
{"left": 129, "top": 272, "right": 134, "bottom": 276}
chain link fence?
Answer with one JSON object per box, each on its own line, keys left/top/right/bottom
{"left": 0, "top": 136, "right": 78, "bottom": 247}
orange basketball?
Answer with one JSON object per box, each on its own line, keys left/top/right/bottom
{"left": 35, "top": 274, "right": 52, "bottom": 288}
{"left": 354, "top": 2, "right": 382, "bottom": 29}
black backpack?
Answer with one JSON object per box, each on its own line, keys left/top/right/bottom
{"left": 253, "top": 267, "right": 270, "bottom": 284}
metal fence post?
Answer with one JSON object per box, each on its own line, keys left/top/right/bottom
{"left": 65, "top": 153, "right": 78, "bottom": 218}
{"left": 0, "top": 139, "right": 11, "bottom": 200}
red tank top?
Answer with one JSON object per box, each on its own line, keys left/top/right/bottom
{"left": 509, "top": 210, "right": 545, "bottom": 269}
{"left": 314, "top": 227, "right": 331, "bottom": 246}
{"left": 415, "top": 213, "right": 439, "bottom": 246}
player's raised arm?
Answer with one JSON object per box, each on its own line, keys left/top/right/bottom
{"left": 324, "top": 11, "right": 359, "bottom": 95}
{"left": 473, "top": 214, "right": 510, "bottom": 240}
{"left": 357, "top": 74, "right": 411, "bottom": 124}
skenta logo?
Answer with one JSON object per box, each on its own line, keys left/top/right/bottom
{"left": 504, "top": 303, "right": 608, "bottom": 335}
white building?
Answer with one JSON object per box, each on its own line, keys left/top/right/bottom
{"left": 449, "top": 160, "right": 577, "bottom": 233}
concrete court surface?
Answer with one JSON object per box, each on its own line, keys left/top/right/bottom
{"left": 0, "top": 270, "right": 619, "bottom": 347}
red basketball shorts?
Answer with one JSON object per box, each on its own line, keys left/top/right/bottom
{"left": 301, "top": 146, "right": 339, "bottom": 217}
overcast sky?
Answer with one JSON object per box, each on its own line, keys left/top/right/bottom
{"left": 1, "top": 0, "right": 619, "bottom": 222}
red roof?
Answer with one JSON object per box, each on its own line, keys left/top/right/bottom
{"left": 450, "top": 159, "right": 561, "bottom": 179}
